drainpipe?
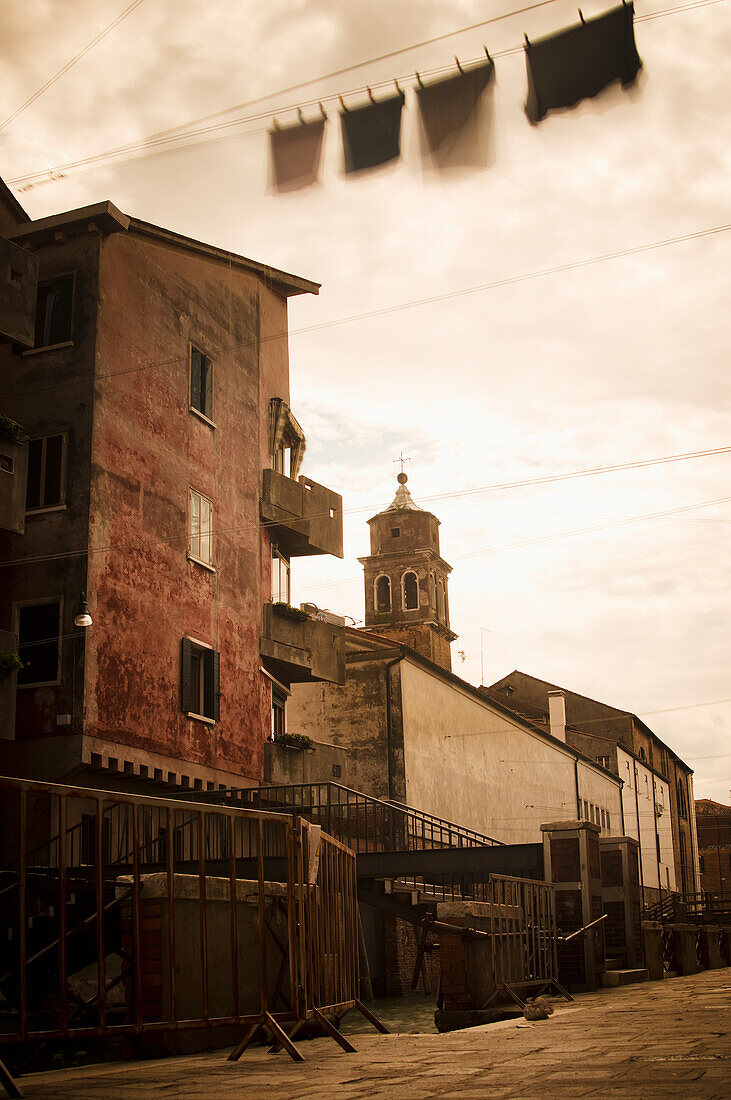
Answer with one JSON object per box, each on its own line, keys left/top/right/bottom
{"left": 651, "top": 770, "right": 662, "bottom": 895}
{"left": 633, "top": 761, "right": 646, "bottom": 910}
{"left": 383, "top": 655, "right": 402, "bottom": 802}
{"left": 573, "top": 757, "right": 581, "bottom": 819}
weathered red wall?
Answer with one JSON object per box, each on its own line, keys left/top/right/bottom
{"left": 83, "top": 231, "right": 292, "bottom": 780}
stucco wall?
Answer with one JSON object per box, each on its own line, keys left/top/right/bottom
{"left": 83, "top": 230, "right": 290, "bottom": 781}
{"left": 398, "top": 659, "right": 581, "bottom": 844}
{"left": 617, "top": 747, "right": 675, "bottom": 892}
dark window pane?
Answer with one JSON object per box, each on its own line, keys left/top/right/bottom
{"left": 190, "top": 348, "right": 202, "bottom": 410}
{"left": 34, "top": 276, "right": 73, "bottom": 347}
{"left": 26, "top": 439, "right": 42, "bottom": 509}
{"left": 18, "top": 601, "right": 60, "bottom": 685}
{"left": 190, "top": 347, "right": 212, "bottom": 417}
{"left": 404, "top": 572, "right": 418, "bottom": 610}
{"left": 44, "top": 435, "right": 63, "bottom": 505}
{"left": 190, "top": 650, "right": 202, "bottom": 714}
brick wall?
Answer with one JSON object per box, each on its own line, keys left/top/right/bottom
{"left": 383, "top": 912, "right": 440, "bottom": 997}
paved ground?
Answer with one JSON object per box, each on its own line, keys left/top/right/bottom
{"left": 16, "top": 969, "right": 731, "bottom": 1098}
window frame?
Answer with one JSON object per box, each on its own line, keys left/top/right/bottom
{"left": 374, "top": 573, "right": 392, "bottom": 613}
{"left": 402, "top": 570, "right": 419, "bottom": 612}
{"left": 189, "top": 343, "right": 215, "bottom": 425}
{"left": 25, "top": 433, "right": 67, "bottom": 514}
{"left": 272, "top": 549, "right": 291, "bottom": 604}
{"left": 181, "top": 636, "right": 220, "bottom": 724}
{"left": 32, "top": 272, "right": 75, "bottom": 351}
{"left": 187, "top": 487, "right": 215, "bottom": 570}
{"left": 15, "top": 597, "right": 64, "bottom": 689}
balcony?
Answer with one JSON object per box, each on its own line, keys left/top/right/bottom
{"left": 0, "top": 237, "right": 38, "bottom": 347}
{"left": 261, "top": 469, "right": 343, "bottom": 558}
{"left": 260, "top": 603, "right": 346, "bottom": 686}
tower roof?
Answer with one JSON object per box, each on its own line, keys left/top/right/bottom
{"left": 369, "top": 472, "right": 431, "bottom": 523}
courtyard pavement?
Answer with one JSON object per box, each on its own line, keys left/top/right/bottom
{"left": 16, "top": 968, "right": 731, "bottom": 1098}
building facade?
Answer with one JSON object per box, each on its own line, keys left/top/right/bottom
{"left": 0, "top": 195, "right": 345, "bottom": 793}
{"left": 486, "top": 671, "right": 700, "bottom": 896}
{"left": 695, "top": 799, "right": 731, "bottom": 897}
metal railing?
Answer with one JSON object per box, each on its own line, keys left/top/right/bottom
{"left": 0, "top": 775, "right": 372, "bottom": 1083}
{"left": 205, "top": 782, "right": 502, "bottom": 854}
{"left": 644, "top": 890, "right": 731, "bottom": 925}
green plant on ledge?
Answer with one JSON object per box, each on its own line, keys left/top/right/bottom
{"left": 273, "top": 732, "right": 313, "bottom": 750}
{"left": 271, "top": 602, "right": 309, "bottom": 622}
{"left": 0, "top": 414, "right": 29, "bottom": 444}
{"left": 0, "top": 651, "right": 23, "bottom": 680}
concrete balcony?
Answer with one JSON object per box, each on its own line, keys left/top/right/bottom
{"left": 0, "top": 237, "right": 38, "bottom": 347}
{"left": 261, "top": 469, "right": 343, "bottom": 558}
{"left": 260, "top": 603, "right": 346, "bottom": 686}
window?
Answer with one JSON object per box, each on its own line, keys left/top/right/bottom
{"left": 26, "top": 435, "right": 65, "bottom": 511}
{"left": 402, "top": 571, "right": 418, "bottom": 611}
{"left": 181, "top": 638, "right": 219, "bottom": 722}
{"left": 596, "top": 756, "right": 610, "bottom": 769}
{"left": 188, "top": 489, "right": 213, "bottom": 565}
{"left": 583, "top": 799, "right": 589, "bottom": 820}
{"left": 272, "top": 550, "right": 291, "bottom": 604}
{"left": 600, "top": 809, "right": 606, "bottom": 829}
{"left": 34, "top": 274, "right": 73, "bottom": 348}
{"left": 273, "top": 443, "right": 292, "bottom": 477}
{"left": 606, "top": 812, "right": 611, "bottom": 833}
{"left": 375, "top": 574, "right": 391, "bottom": 613}
{"left": 190, "top": 345, "right": 213, "bottom": 420}
{"left": 17, "top": 600, "right": 62, "bottom": 686}
{"left": 391, "top": 527, "right": 400, "bottom": 538}
{"left": 1, "top": 453, "right": 14, "bottom": 474}
{"left": 272, "top": 687, "right": 287, "bottom": 739}
{"left": 436, "top": 579, "right": 445, "bottom": 621}
{"left": 638, "top": 746, "right": 646, "bottom": 762}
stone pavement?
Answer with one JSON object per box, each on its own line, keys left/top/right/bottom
{"left": 17, "top": 969, "right": 731, "bottom": 1099}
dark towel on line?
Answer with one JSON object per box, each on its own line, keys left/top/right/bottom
{"left": 417, "top": 60, "right": 495, "bottom": 169}
{"left": 340, "top": 92, "right": 405, "bottom": 174}
{"left": 525, "top": 3, "right": 642, "bottom": 124}
{"left": 269, "top": 117, "right": 326, "bottom": 193}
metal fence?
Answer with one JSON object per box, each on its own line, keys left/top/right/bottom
{"left": 485, "top": 874, "right": 560, "bottom": 1001}
{"left": 207, "top": 782, "right": 502, "bottom": 854}
{"left": 0, "top": 775, "right": 378, "bottom": 1089}
{"left": 644, "top": 890, "right": 731, "bottom": 925}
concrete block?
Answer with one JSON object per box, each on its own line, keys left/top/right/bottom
{"left": 703, "top": 926, "right": 724, "bottom": 970}
{"left": 642, "top": 921, "right": 664, "bottom": 981}
{"left": 600, "top": 968, "right": 648, "bottom": 987}
{"left": 670, "top": 924, "right": 699, "bottom": 976}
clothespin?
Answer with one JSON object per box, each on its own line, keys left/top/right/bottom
{"left": 367, "top": 87, "right": 376, "bottom": 103}
{"left": 339, "top": 96, "right": 347, "bottom": 112}
{"left": 394, "top": 78, "right": 403, "bottom": 97}
{"left": 578, "top": 8, "right": 586, "bottom": 23}
{"left": 455, "top": 56, "right": 464, "bottom": 74}
{"left": 319, "top": 102, "right": 327, "bottom": 120}
{"left": 272, "top": 117, "right": 280, "bottom": 131}
{"left": 415, "top": 71, "right": 424, "bottom": 88}
{"left": 297, "top": 108, "right": 305, "bottom": 124}
{"left": 484, "top": 46, "right": 492, "bottom": 63}
{"left": 524, "top": 33, "right": 531, "bottom": 47}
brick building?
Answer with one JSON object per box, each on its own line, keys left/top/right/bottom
{"left": 0, "top": 190, "right": 345, "bottom": 793}
{"left": 695, "top": 799, "right": 731, "bottom": 897}
{"left": 485, "top": 671, "right": 700, "bottom": 896}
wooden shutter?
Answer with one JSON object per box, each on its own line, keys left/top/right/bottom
{"left": 181, "top": 638, "right": 193, "bottom": 713}
{"left": 211, "top": 648, "right": 220, "bottom": 722}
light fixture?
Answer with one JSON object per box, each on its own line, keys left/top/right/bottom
{"left": 74, "top": 592, "right": 92, "bottom": 628}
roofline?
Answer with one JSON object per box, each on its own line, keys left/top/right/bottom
{"left": 0, "top": 177, "right": 30, "bottom": 224}
{"left": 7, "top": 202, "right": 320, "bottom": 297}
{"left": 493, "top": 669, "right": 694, "bottom": 774}
{"left": 345, "top": 632, "right": 620, "bottom": 783}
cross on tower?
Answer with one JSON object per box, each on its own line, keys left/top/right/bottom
{"left": 393, "top": 450, "right": 411, "bottom": 475}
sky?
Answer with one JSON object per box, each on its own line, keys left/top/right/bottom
{"left": 1, "top": 0, "right": 729, "bottom": 800}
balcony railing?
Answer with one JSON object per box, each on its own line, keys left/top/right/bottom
{"left": 261, "top": 469, "right": 343, "bottom": 558}
{"left": 260, "top": 603, "right": 346, "bottom": 686}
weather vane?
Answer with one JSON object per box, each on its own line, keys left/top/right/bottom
{"left": 393, "top": 450, "right": 411, "bottom": 475}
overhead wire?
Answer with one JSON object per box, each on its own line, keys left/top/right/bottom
{"left": 0, "top": 0, "right": 148, "bottom": 133}
{"left": 0, "top": 448, "right": 728, "bottom": 571}
{"left": 2, "top": 220, "right": 729, "bottom": 405}
{"left": 6, "top": 0, "right": 723, "bottom": 189}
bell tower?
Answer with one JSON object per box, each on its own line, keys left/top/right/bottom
{"left": 358, "top": 472, "right": 456, "bottom": 671}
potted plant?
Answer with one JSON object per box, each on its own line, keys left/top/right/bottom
{"left": 271, "top": 601, "right": 309, "bottom": 622}
{"left": 273, "top": 732, "right": 313, "bottom": 750}
{"left": 0, "top": 651, "right": 23, "bottom": 680}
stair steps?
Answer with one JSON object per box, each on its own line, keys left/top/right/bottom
{"left": 600, "top": 968, "right": 648, "bottom": 988}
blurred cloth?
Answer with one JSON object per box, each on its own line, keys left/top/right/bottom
{"left": 525, "top": 3, "right": 642, "bottom": 124}
{"left": 269, "top": 117, "right": 327, "bottom": 192}
{"left": 417, "top": 60, "right": 495, "bottom": 169}
{"left": 340, "top": 92, "right": 406, "bottom": 173}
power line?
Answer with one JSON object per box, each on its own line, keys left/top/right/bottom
{"left": 0, "top": 0, "right": 148, "bottom": 134}
{"left": 6, "top": 0, "right": 721, "bottom": 189}
{"left": 0, "top": 452, "right": 727, "bottom": 571}
{"left": 3, "top": 220, "right": 729, "bottom": 406}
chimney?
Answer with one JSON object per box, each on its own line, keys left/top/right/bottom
{"left": 548, "top": 690, "right": 566, "bottom": 742}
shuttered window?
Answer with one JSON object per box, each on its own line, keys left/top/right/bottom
{"left": 181, "top": 637, "right": 220, "bottom": 722}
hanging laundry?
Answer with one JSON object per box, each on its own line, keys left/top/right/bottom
{"left": 417, "top": 59, "right": 495, "bottom": 169}
{"left": 269, "top": 116, "right": 327, "bottom": 193}
{"left": 524, "top": 3, "right": 642, "bottom": 124}
{"left": 340, "top": 91, "right": 405, "bottom": 174}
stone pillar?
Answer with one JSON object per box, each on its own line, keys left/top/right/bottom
{"left": 641, "top": 920, "right": 664, "bottom": 981}
{"left": 541, "top": 820, "right": 604, "bottom": 991}
{"left": 670, "top": 924, "right": 699, "bottom": 975}
{"left": 600, "top": 835, "right": 643, "bottom": 968}
{"left": 701, "top": 926, "right": 724, "bottom": 970}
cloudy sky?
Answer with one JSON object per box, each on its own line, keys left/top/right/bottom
{"left": 2, "top": 0, "right": 729, "bottom": 799}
